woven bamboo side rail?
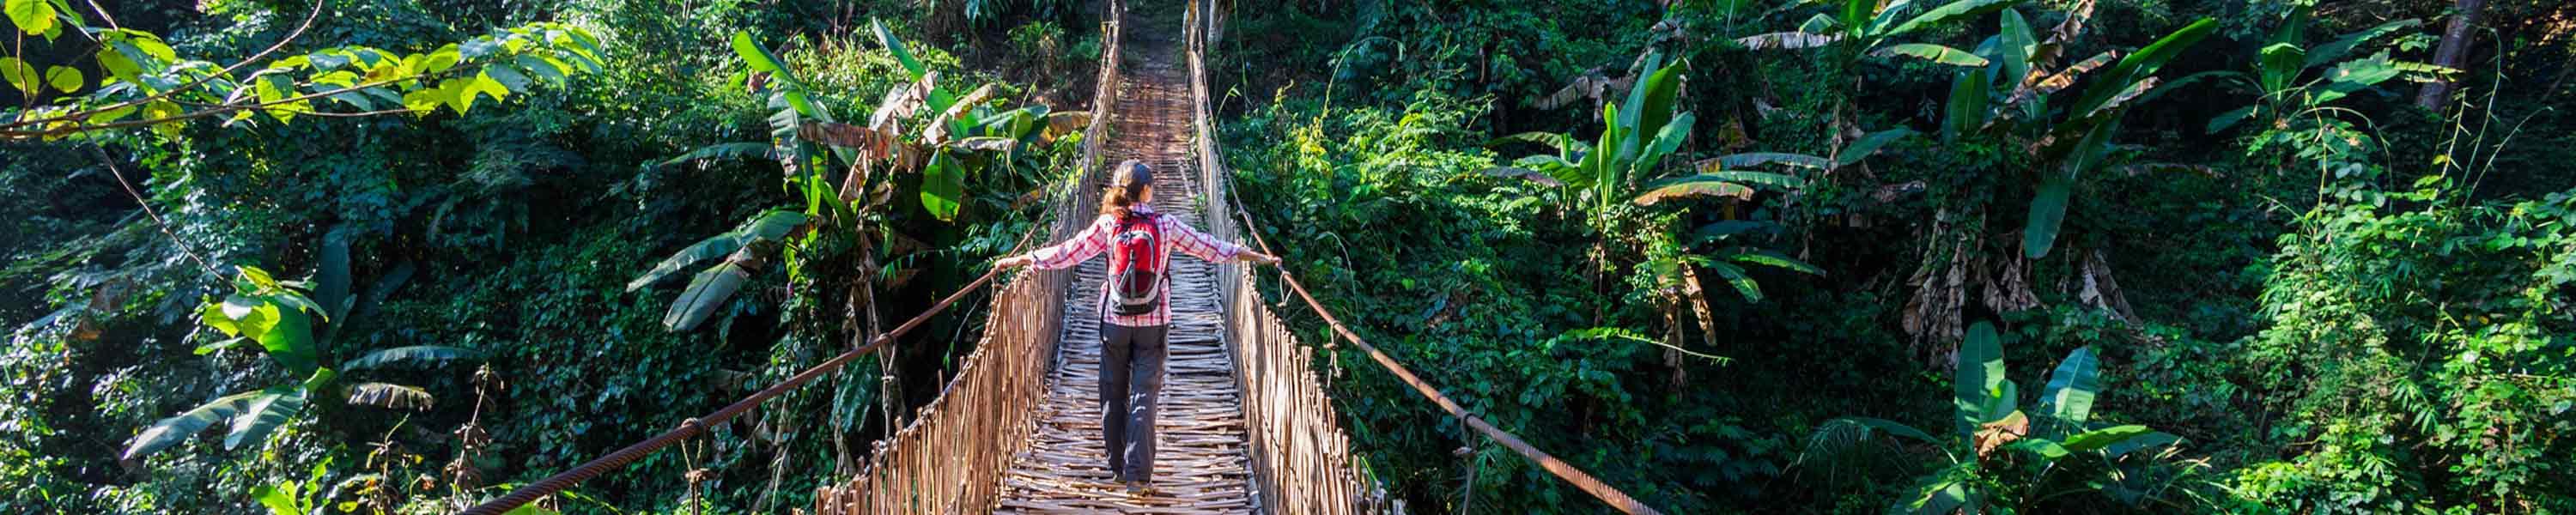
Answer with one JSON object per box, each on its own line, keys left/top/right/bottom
{"left": 808, "top": 272, "right": 1053, "bottom": 514}
{"left": 1184, "top": 1, "right": 1393, "bottom": 513}
{"left": 806, "top": 2, "right": 1125, "bottom": 512}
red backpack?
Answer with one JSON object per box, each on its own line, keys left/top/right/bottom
{"left": 1107, "top": 213, "right": 1163, "bottom": 316}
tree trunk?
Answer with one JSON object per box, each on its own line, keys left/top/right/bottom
{"left": 2415, "top": 0, "right": 2488, "bottom": 111}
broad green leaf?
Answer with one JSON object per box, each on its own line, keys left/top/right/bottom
{"left": 339, "top": 346, "right": 478, "bottom": 371}
{"left": 2313, "top": 51, "right": 2404, "bottom": 105}
{"left": 1702, "top": 152, "right": 1828, "bottom": 170}
{"left": 124, "top": 391, "right": 264, "bottom": 460}
{"left": 2076, "top": 18, "right": 2215, "bottom": 116}
{"left": 1704, "top": 261, "right": 1762, "bottom": 302}
{"left": 1996, "top": 8, "right": 2034, "bottom": 86}
{"left": 344, "top": 382, "right": 434, "bottom": 410}
{"left": 256, "top": 308, "right": 320, "bottom": 375}
{"left": 1954, "top": 322, "right": 2006, "bottom": 436}
{"left": 1874, "top": 43, "right": 1990, "bottom": 67}
{"left": 1945, "top": 70, "right": 1990, "bottom": 142}
{"left": 4, "top": 0, "right": 55, "bottom": 36}
{"left": 1887, "top": 0, "right": 2020, "bottom": 37}
{"left": 2257, "top": 43, "right": 2306, "bottom": 94}
{"left": 1906, "top": 481, "right": 1976, "bottom": 515}
{"left": 2039, "top": 345, "right": 2101, "bottom": 424}
{"left": 252, "top": 483, "right": 300, "bottom": 515}
{"left": 665, "top": 261, "right": 750, "bottom": 331}
{"left": 2060, "top": 424, "right": 2153, "bottom": 451}
{"left": 223, "top": 387, "right": 307, "bottom": 451}
{"left": 1636, "top": 112, "right": 1695, "bottom": 169}
{"left": 1625, "top": 58, "right": 1686, "bottom": 152}
{"left": 1724, "top": 248, "right": 1825, "bottom": 275}
{"left": 2103, "top": 431, "right": 2182, "bottom": 457}
{"left": 2008, "top": 439, "right": 2071, "bottom": 459}
{"left": 2025, "top": 173, "right": 2072, "bottom": 258}
{"left": 315, "top": 229, "right": 352, "bottom": 321}
{"left": 1837, "top": 416, "right": 1941, "bottom": 445}
{"left": 0, "top": 58, "right": 33, "bottom": 94}
{"left": 1836, "top": 128, "right": 1914, "bottom": 167}
{"left": 2204, "top": 105, "right": 2257, "bottom": 134}
{"left": 920, "top": 150, "right": 965, "bottom": 221}
{"left": 43, "top": 65, "right": 79, "bottom": 93}
{"left": 872, "top": 19, "right": 927, "bottom": 81}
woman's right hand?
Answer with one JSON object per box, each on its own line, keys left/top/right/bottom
{"left": 995, "top": 255, "right": 1033, "bottom": 269}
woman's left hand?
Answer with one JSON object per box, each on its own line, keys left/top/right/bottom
{"left": 995, "top": 255, "right": 1034, "bottom": 269}
{"left": 1241, "top": 251, "right": 1281, "bottom": 265}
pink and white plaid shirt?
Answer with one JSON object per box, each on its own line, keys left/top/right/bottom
{"left": 1028, "top": 205, "right": 1246, "bottom": 327}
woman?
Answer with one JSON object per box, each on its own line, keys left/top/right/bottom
{"left": 995, "top": 160, "right": 1279, "bottom": 493}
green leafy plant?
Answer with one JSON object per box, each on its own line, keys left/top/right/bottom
{"left": 1, "top": 3, "right": 605, "bottom": 141}
{"left": 121, "top": 266, "right": 477, "bottom": 461}
{"left": 1735, "top": 0, "right": 2021, "bottom": 67}
{"left": 632, "top": 22, "right": 1084, "bottom": 332}
{"left": 1935, "top": 3, "right": 2215, "bottom": 257}
{"left": 1804, "top": 322, "right": 2191, "bottom": 512}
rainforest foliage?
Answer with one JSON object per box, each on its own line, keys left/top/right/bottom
{"left": 2, "top": 0, "right": 2571, "bottom": 513}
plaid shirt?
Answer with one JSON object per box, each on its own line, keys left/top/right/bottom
{"left": 1029, "top": 205, "right": 1245, "bottom": 327}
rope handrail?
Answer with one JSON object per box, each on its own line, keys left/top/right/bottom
{"left": 1226, "top": 200, "right": 1668, "bottom": 515}
{"left": 460, "top": 266, "right": 1010, "bottom": 515}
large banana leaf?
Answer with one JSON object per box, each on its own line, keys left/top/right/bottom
{"left": 1836, "top": 128, "right": 1915, "bottom": 167}
{"left": 920, "top": 150, "right": 966, "bottom": 221}
{"left": 345, "top": 382, "right": 434, "bottom": 410}
{"left": 340, "top": 345, "right": 479, "bottom": 370}
{"left": 1874, "top": 43, "right": 1989, "bottom": 66}
{"left": 627, "top": 210, "right": 810, "bottom": 291}
{"left": 224, "top": 385, "right": 308, "bottom": 450}
{"left": 124, "top": 390, "right": 264, "bottom": 460}
{"left": 2038, "top": 345, "right": 2101, "bottom": 426}
{"left": 1886, "top": 0, "right": 2021, "bottom": 37}
{"left": 256, "top": 307, "right": 319, "bottom": 376}
{"left": 2059, "top": 424, "right": 2152, "bottom": 451}
{"left": 2073, "top": 17, "right": 2214, "bottom": 117}
{"left": 1995, "top": 9, "right": 2036, "bottom": 88}
{"left": 1953, "top": 322, "right": 2007, "bottom": 437}
{"left": 2024, "top": 119, "right": 2115, "bottom": 258}
{"left": 1945, "top": 70, "right": 1990, "bottom": 142}
{"left": 1619, "top": 58, "right": 1686, "bottom": 161}
{"left": 1701, "top": 152, "right": 1828, "bottom": 170}
{"left": 664, "top": 260, "right": 751, "bottom": 331}
{"left": 2305, "top": 19, "right": 2421, "bottom": 69}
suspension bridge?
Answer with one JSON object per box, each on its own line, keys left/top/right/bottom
{"left": 463, "top": 1, "right": 1661, "bottom": 513}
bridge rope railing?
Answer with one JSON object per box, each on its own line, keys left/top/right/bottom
{"left": 1182, "top": 2, "right": 1394, "bottom": 513}
{"left": 1186, "top": 1, "right": 1665, "bottom": 510}
{"left": 459, "top": 266, "right": 1011, "bottom": 515}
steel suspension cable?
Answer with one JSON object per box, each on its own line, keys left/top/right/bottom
{"left": 461, "top": 266, "right": 1009, "bottom": 515}
{"left": 1226, "top": 199, "right": 1666, "bottom": 515}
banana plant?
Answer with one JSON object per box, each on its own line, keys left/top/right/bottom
{"left": 634, "top": 22, "right": 1083, "bottom": 332}
{"left": 123, "top": 265, "right": 477, "bottom": 462}
{"left": 2153, "top": 10, "right": 2431, "bottom": 136}
{"left": 1936, "top": 2, "right": 2215, "bottom": 258}
{"left": 1810, "top": 322, "right": 2181, "bottom": 513}
{"left": 1735, "top": 0, "right": 2023, "bottom": 67}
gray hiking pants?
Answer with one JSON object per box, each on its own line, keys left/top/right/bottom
{"left": 1098, "top": 323, "right": 1169, "bottom": 482}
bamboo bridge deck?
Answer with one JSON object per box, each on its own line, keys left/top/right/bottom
{"left": 989, "top": 11, "right": 1258, "bottom": 511}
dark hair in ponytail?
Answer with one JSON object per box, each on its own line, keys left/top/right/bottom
{"left": 1101, "top": 160, "right": 1153, "bottom": 217}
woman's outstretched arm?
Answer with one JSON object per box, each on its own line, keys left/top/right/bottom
{"left": 1163, "top": 217, "right": 1279, "bottom": 264}
{"left": 998, "top": 215, "right": 1115, "bottom": 270}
